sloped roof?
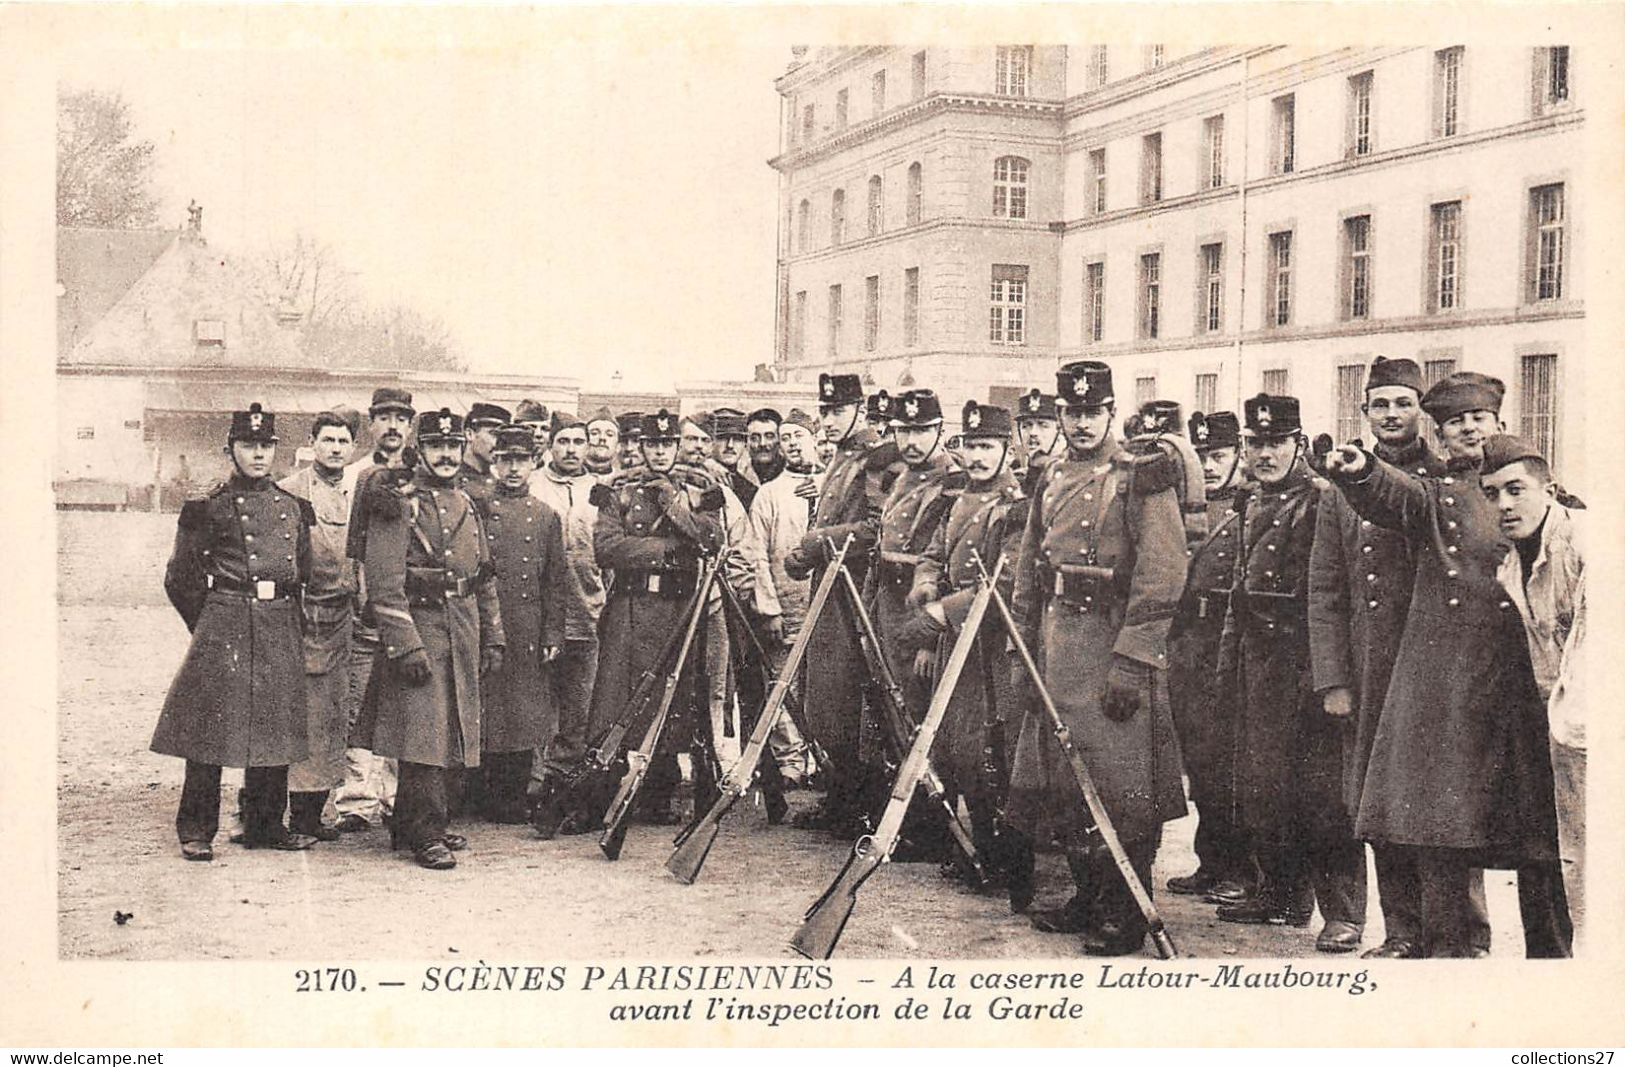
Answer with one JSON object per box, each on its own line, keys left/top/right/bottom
{"left": 56, "top": 227, "right": 175, "bottom": 359}
{"left": 63, "top": 232, "right": 309, "bottom": 370}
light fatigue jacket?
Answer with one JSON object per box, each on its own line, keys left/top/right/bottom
{"left": 279, "top": 464, "right": 360, "bottom": 674}
{"left": 748, "top": 466, "right": 825, "bottom": 633}
{"left": 529, "top": 464, "right": 606, "bottom": 641}
{"left": 1498, "top": 505, "right": 1587, "bottom": 751}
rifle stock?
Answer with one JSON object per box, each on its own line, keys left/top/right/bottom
{"left": 666, "top": 798, "right": 728, "bottom": 884}
{"left": 790, "top": 840, "right": 882, "bottom": 959}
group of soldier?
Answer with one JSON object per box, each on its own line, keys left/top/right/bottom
{"left": 150, "top": 352, "right": 1587, "bottom": 960}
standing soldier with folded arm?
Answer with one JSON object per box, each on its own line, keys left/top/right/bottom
{"left": 1006, "top": 362, "right": 1188, "bottom": 956}
{"left": 153, "top": 403, "right": 316, "bottom": 860}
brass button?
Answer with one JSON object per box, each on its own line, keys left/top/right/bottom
{"left": 1367, "top": 599, "right": 1378, "bottom": 608}
{"left": 1447, "top": 597, "right": 1460, "bottom": 607}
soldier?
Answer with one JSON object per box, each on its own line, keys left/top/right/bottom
{"left": 477, "top": 426, "right": 567, "bottom": 823}
{"left": 744, "top": 407, "right": 787, "bottom": 496}
{"left": 905, "top": 401, "right": 1026, "bottom": 890}
{"left": 590, "top": 409, "right": 727, "bottom": 822}
{"left": 1006, "top": 361, "right": 1188, "bottom": 956}
{"left": 1325, "top": 373, "right": 1566, "bottom": 957}
{"left": 152, "top": 403, "right": 316, "bottom": 860}
{"left": 277, "top": 412, "right": 362, "bottom": 840}
{"left": 354, "top": 408, "right": 506, "bottom": 870}
{"left": 1164, "top": 411, "right": 1256, "bottom": 904}
{"left": 583, "top": 409, "right": 620, "bottom": 478}
{"left": 785, "top": 372, "right": 897, "bottom": 831}
{"left": 615, "top": 412, "right": 646, "bottom": 474}
{"left": 1307, "top": 356, "right": 1473, "bottom": 959}
{"left": 514, "top": 398, "right": 552, "bottom": 452}
{"left": 1214, "top": 395, "right": 1367, "bottom": 952}
{"left": 459, "top": 402, "right": 511, "bottom": 502}
{"left": 864, "top": 390, "right": 897, "bottom": 436}
{"left": 708, "top": 407, "right": 758, "bottom": 508}
{"left": 1012, "top": 388, "right": 1062, "bottom": 492}
{"left": 1130, "top": 400, "right": 1208, "bottom": 545}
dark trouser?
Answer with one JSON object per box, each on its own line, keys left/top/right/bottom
{"left": 1415, "top": 847, "right": 1525, "bottom": 957}
{"left": 539, "top": 636, "right": 600, "bottom": 778}
{"left": 481, "top": 750, "right": 532, "bottom": 819}
{"left": 179, "top": 760, "right": 287, "bottom": 844}
{"left": 1517, "top": 861, "right": 1573, "bottom": 958}
{"left": 396, "top": 761, "right": 449, "bottom": 850}
{"left": 1192, "top": 799, "right": 1252, "bottom": 883}
{"left": 288, "top": 790, "right": 331, "bottom": 833}
{"left": 1374, "top": 844, "right": 1493, "bottom": 950}
{"left": 1256, "top": 836, "right": 1367, "bottom": 926}
{"left": 1079, "top": 833, "right": 1160, "bottom": 940}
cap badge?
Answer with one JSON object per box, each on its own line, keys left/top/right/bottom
{"left": 1256, "top": 404, "right": 1272, "bottom": 429}
{"left": 1027, "top": 393, "right": 1041, "bottom": 413}
{"left": 438, "top": 414, "right": 453, "bottom": 435}
{"left": 966, "top": 407, "right": 982, "bottom": 429}
{"left": 249, "top": 412, "right": 264, "bottom": 431}
{"left": 876, "top": 395, "right": 890, "bottom": 412}
{"left": 1078, "top": 377, "right": 1091, "bottom": 402}
{"left": 821, "top": 379, "right": 834, "bottom": 398}
{"left": 657, "top": 415, "right": 671, "bottom": 433}
{"left": 904, "top": 397, "right": 920, "bottom": 419}
{"left": 1195, "top": 421, "right": 1210, "bottom": 443}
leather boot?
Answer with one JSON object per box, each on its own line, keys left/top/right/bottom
{"left": 1003, "top": 828, "right": 1037, "bottom": 914}
{"left": 289, "top": 791, "right": 340, "bottom": 841}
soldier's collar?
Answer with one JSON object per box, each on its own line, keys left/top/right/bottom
{"left": 226, "top": 472, "right": 272, "bottom": 490}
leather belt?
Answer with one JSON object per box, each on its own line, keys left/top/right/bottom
{"left": 1038, "top": 562, "right": 1120, "bottom": 609}
{"left": 620, "top": 566, "right": 698, "bottom": 600}
{"left": 206, "top": 574, "right": 297, "bottom": 600}
{"left": 1195, "top": 589, "right": 1230, "bottom": 620}
{"left": 405, "top": 569, "right": 476, "bottom": 605}
{"left": 876, "top": 557, "right": 917, "bottom": 588}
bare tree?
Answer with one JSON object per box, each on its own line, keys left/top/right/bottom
{"left": 57, "top": 88, "right": 160, "bottom": 228}
{"left": 258, "top": 231, "right": 357, "bottom": 336}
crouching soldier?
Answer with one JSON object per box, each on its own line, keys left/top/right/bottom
{"left": 152, "top": 403, "right": 316, "bottom": 860}
{"left": 477, "top": 426, "right": 566, "bottom": 822}
{"left": 354, "top": 408, "right": 505, "bottom": 869}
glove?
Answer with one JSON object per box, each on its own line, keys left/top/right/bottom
{"left": 540, "top": 645, "right": 561, "bottom": 664}
{"left": 783, "top": 548, "right": 812, "bottom": 581}
{"left": 480, "top": 646, "right": 504, "bottom": 676}
{"left": 1102, "top": 656, "right": 1146, "bottom": 723}
{"left": 904, "top": 581, "right": 936, "bottom": 609}
{"left": 912, "top": 648, "right": 936, "bottom": 679}
{"left": 398, "top": 648, "right": 432, "bottom": 687}
{"left": 1322, "top": 686, "right": 1355, "bottom": 719}
{"left": 893, "top": 607, "right": 947, "bottom": 651}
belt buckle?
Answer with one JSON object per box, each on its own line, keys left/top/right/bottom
{"left": 1197, "top": 595, "right": 1209, "bottom": 619}
{"left": 647, "top": 574, "right": 662, "bottom": 594}
{"left": 255, "top": 580, "right": 277, "bottom": 601}
{"left": 1053, "top": 570, "right": 1065, "bottom": 597}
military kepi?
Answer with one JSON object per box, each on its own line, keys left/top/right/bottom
{"left": 1422, "top": 371, "right": 1505, "bottom": 424}
{"left": 1242, "top": 393, "right": 1302, "bottom": 438}
{"left": 865, "top": 390, "right": 894, "bottom": 422}
{"left": 616, "top": 411, "right": 645, "bottom": 440}
{"left": 1140, "top": 400, "right": 1183, "bottom": 435}
{"left": 368, "top": 386, "right": 415, "bottom": 417}
{"left": 1366, "top": 355, "right": 1423, "bottom": 395}
{"left": 960, "top": 401, "right": 1012, "bottom": 439}
{"left": 1479, "top": 433, "right": 1546, "bottom": 476}
{"left": 1056, "top": 360, "right": 1113, "bottom": 408}
{"left": 818, "top": 372, "right": 863, "bottom": 408}
{"left": 417, "top": 407, "right": 467, "bottom": 442}
{"left": 229, "top": 402, "right": 278, "bottom": 444}
{"left": 491, "top": 425, "right": 537, "bottom": 457}
{"left": 466, "top": 402, "right": 511, "bottom": 428}
{"left": 892, "top": 388, "right": 944, "bottom": 427}
{"left": 1016, "top": 389, "right": 1058, "bottom": 420}
{"left": 641, "top": 408, "right": 681, "bottom": 440}
{"left": 1189, "top": 411, "right": 1241, "bottom": 452}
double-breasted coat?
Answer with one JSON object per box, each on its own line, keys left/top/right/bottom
{"left": 1330, "top": 454, "right": 1558, "bottom": 865}
{"left": 1218, "top": 464, "right": 1350, "bottom": 846}
{"left": 478, "top": 485, "right": 568, "bottom": 753}
{"left": 873, "top": 455, "right": 954, "bottom": 731}
{"left": 355, "top": 473, "right": 505, "bottom": 769}
{"left": 588, "top": 468, "right": 724, "bottom": 741}
{"left": 151, "top": 474, "right": 314, "bottom": 768}
{"left": 1308, "top": 438, "right": 1445, "bottom": 813}
{"left": 913, "top": 471, "right": 1023, "bottom": 793}
{"left": 1167, "top": 484, "right": 1247, "bottom": 815}
{"left": 1006, "top": 446, "right": 1189, "bottom": 847}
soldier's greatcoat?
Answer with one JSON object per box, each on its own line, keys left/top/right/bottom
{"left": 1331, "top": 454, "right": 1558, "bottom": 865}
{"left": 152, "top": 474, "right": 314, "bottom": 767}
{"left": 1006, "top": 445, "right": 1189, "bottom": 845}
{"left": 1167, "top": 485, "right": 1247, "bottom": 816}
{"left": 356, "top": 474, "right": 504, "bottom": 769}
{"left": 1308, "top": 438, "right": 1445, "bottom": 813}
{"left": 872, "top": 455, "right": 954, "bottom": 731}
{"left": 1218, "top": 464, "right": 1349, "bottom": 844}
{"left": 478, "top": 486, "right": 568, "bottom": 753}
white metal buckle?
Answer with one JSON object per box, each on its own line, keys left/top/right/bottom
{"left": 255, "top": 580, "right": 278, "bottom": 600}
{"left": 647, "top": 574, "right": 662, "bottom": 594}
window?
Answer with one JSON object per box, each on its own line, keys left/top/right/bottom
{"left": 1533, "top": 47, "right": 1571, "bottom": 115}
{"left": 1336, "top": 364, "right": 1368, "bottom": 444}
{"left": 912, "top": 51, "right": 927, "bottom": 100}
{"left": 867, "top": 176, "right": 883, "bottom": 236}
{"left": 1272, "top": 95, "right": 1295, "bottom": 175}
{"left": 194, "top": 318, "right": 226, "bottom": 346}
{"left": 1140, "top": 133, "right": 1163, "bottom": 205}
{"left": 995, "top": 46, "right": 1033, "bottom": 97}
{"left": 1144, "top": 45, "right": 1165, "bottom": 71}
{"left": 1203, "top": 115, "right": 1225, "bottom": 188}
{"left": 1434, "top": 47, "right": 1464, "bottom": 137}
{"left": 792, "top": 291, "right": 807, "bottom": 360}
{"left": 903, "top": 267, "right": 920, "bottom": 347}
{"left": 827, "top": 285, "right": 843, "bottom": 357}
{"left": 835, "top": 88, "right": 849, "bottom": 131}
{"left": 1430, "top": 201, "right": 1463, "bottom": 312}
{"left": 906, "top": 162, "right": 922, "bottom": 226}
{"left": 993, "top": 156, "right": 1029, "bottom": 219}
{"left": 1195, "top": 373, "right": 1218, "bottom": 414}
{"left": 1424, "top": 357, "right": 1458, "bottom": 389}
{"left": 1084, "top": 260, "right": 1105, "bottom": 343}
{"left": 1529, "top": 183, "right": 1565, "bottom": 302}
{"left": 802, "top": 104, "right": 816, "bottom": 142}
{"left": 797, "top": 199, "right": 811, "bottom": 252}
{"left": 830, "top": 188, "right": 846, "bottom": 247}
{"left": 1347, "top": 72, "right": 1374, "bottom": 157}
{"left": 1267, "top": 231, "right": 1293, "bottom": 327}
{"left": 872, "top": 69, "right": 887, "bottom": 115}
{"left": 1088, "top": 46, "right": 1109, "bottom": 89}
{"left": 1135, "top": 376, "right": 1159, "bottom": 408}
{"left": 989, "top": 264, "right": 1028, "bottom": 345}
{"left": 864, "top": 275, "right": 880, "bottom": 351}
{"left": 1262, "top": 368, "right": 1291, "bottom": 394}
{"left": 1138, "top": 253, "right": 1162, "bottom": 339}
{"left": 1199, "top": 242, "right": 1224, "bottom": 333}
{"left": 1343, "top": 215, "right": 1372, "bottom": 320}
{"left": 1520, "top": 353, "right": 1559, "bottom": 461}
{"left": 1088, "top": 149, "right": 1107, "bottom": 214}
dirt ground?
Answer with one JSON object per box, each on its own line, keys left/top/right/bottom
{"left": 56, "top": 510, "right": 1527, "bottom": 962}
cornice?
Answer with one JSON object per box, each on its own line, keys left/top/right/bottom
{"left": 771, "top": 92, "right": 1065, "bottom": 173}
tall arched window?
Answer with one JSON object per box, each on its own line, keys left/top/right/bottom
{"left": 831, "top": 188, "right": 846, "bottom": 247}
{"left": 906, "top": 162, "right": 922, "bottom": 226}
{"left": 797, "top": 199, "right": 811, "bottom": 251}
{"left": 993, "top": 156, "right": 1029, "bottom": 219}
{"left": 867, "top": 175, "right": 883, "bottom": 236}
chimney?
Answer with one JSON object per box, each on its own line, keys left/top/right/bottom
{"left": 182, "top": 200, "right": 206, "bottom": 245}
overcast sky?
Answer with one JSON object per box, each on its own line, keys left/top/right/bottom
{"left": 62, "top": 40, "right": 786, "bottom": 388}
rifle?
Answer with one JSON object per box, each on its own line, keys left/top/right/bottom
{"left": 791, "top": 556, "right": 1004, "bottom": 960}
{"left": 973, "top": 551, "right": 1178, "bottom": 960}
{"left": 598, "top": 556, "right": 721, "bottom": 861}
{"left": 667, "top": 535, "right": 855, "bottom": 884}
{"left": 831, "top": 555, "right": 986, "bottom": 888}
